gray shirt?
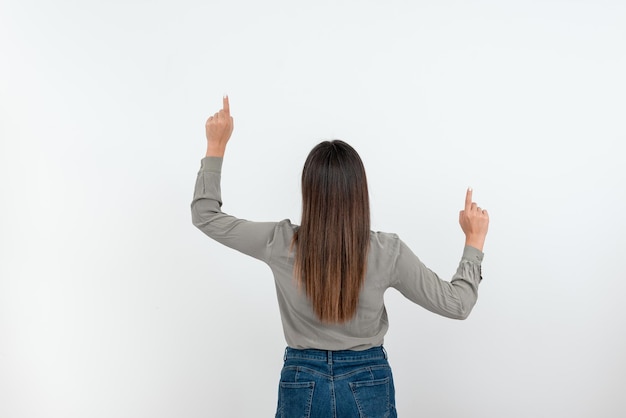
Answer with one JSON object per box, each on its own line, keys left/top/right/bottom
{"left": 192, "top": 157, "right": 484, "bottom": 350}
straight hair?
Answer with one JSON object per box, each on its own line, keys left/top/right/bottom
{"left": 292, "top": 140, "right": 370, "bottom": 324}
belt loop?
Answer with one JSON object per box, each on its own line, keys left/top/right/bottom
{"left": 382, "top": 346, "right": 388, "bottom": 359}
{"left": 283, "top": 347, "right": 288, "bottom": 361}
{"left": 327, "top": 350, "right": 332, "bottom": 365}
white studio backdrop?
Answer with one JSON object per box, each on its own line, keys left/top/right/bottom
{"left": 1, "top": 0, "right": 625, "bottom": 417}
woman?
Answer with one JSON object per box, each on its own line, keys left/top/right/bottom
{"left": 191, "top": 96, "right": 489, "bottom": 417}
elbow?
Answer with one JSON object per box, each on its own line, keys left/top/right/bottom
{"left": 191, "top": 201, "right": 225, "bottom": 235}
{"left": 190, "top": 202, "right": 213, "bottom": 230}
{"left": 452, "top": 301, "right": 476, "bottom": 320}
{"left": 190, "top": 204, "right": 202, "bottom": 228}
{"left": 191, "top": 210, "right": 202, "bottom": 229}
{"left": 455, "top": 309, "right": 471, "bottom": 320}
{"left": 450, "top": 285, "right": 479, "bottom": 320}
{"left": 191, "top": 216, "right": 204, "bottom": 230}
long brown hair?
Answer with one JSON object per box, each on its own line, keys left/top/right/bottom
{"left": 292, "top": 140, "right": 370, "bottom": 324}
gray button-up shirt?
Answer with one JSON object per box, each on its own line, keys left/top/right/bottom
{"left": 192, "top": 157, "right": 484, "bottom": 350}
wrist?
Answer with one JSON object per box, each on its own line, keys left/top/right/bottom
{"left": 465, "top": 237, "right": 485, "bottom": 252}
{"left": 205, "top": 144, "right": 226, "bottom": 157}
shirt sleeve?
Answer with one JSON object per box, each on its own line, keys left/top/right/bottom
{"left": 390, "top": 240, "right": 484, "bottom": 320}
{"left": 190, "top": 156, "right": 278, "bottom": 263}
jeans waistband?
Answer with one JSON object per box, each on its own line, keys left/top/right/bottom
{"left": 284, "top": 346, "right": 388, "bottom": 363}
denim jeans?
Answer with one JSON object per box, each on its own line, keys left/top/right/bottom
{"left": 276, "top": 346, "right": 397, "bottom": 418}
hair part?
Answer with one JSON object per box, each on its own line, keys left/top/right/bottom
{"left": 292, "top": 140, "right": 370, "bottom": 324}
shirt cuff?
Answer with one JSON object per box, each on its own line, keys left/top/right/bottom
{"left": 462, "top": 245, "right": 484, "bottom": 264}
{"left": 200, "top": 156, "right": 223, "bottom": 173}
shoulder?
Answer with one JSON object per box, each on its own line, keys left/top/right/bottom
{"left": 365, "top": 230, "right": 404, "bottom": 287}
{"left": 266, "top": 219, "right": 298, "bottom": 265}
{"left": 277, "top": 218, "right": 298, "bottom": 232}
{"left": 369, "top": 230, "right": 402, "bottom": 256}
{"left": 268, "top": 219, "right": 298, "bottom": 245}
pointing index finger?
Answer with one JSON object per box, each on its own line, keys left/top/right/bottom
{"left": 222, "top": 95, "right": 230, "bottom": 114}
{"left": 465, "top": 187, "right": 473, "bottom": 211}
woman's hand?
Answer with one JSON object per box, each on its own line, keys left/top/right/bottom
{"left": 459, "top": 188, "right": 489, "bottom": 251}
{"left": 205, "top": 95, "right": 234, "bottom": 157}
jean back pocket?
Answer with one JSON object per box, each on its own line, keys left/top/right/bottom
{"left": 278, "top": 381, "right": 315, "bottom": 418}
{"left": 350, "top": 377, "right": 391, "bottom": 418}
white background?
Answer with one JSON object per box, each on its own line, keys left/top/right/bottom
{"left": 1, "top": 0, "right": 625, "bottom": 417}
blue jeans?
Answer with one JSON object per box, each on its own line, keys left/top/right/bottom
{"left": 276, "top": 346, "right": 397, "bottom": 418}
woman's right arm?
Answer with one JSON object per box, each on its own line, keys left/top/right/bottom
{"left": 390, "top": 188, "right": 489, "bottom": 319}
